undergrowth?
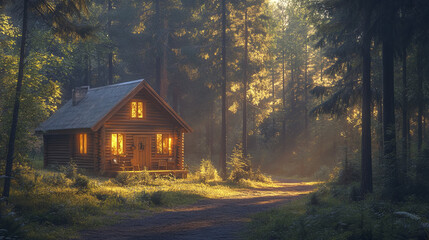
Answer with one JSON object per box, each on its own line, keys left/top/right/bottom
{"left": 0, "top": 160, "right": 274, "bottom": 240}
{"left": 247, "top": 165, "right": 429, "bottom": 240}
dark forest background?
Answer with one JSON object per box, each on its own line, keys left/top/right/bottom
{"left": 1, "top": 0, "right": 429, "bottom": 193}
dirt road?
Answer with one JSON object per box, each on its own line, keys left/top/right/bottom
{"left": 80, "top": 180, "right": 317, "bottom": 240}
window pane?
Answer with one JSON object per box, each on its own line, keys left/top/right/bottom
{"left": 131, "top": 101, "right": 137, "bottom": 118}
{"left": 79, "top": 134, "right": 83, "bottom": 154}
{"left": 156, "top": 134, "right": 163, "bottom": 154}
{"left": 168, "top": 137, "right": 172, "bottom": 155}
{"left": 118, "top": 134, "right": 124, "bottom": 155}
{"left": 84, "top": 134, "right": 87, "bottom": 154}
{"left": 163, "top": 134, "right": 169, "bottom": 155}
{"left": 138, "top": 102, "right": 143, "bottom": 118}
{"left": 112, "top": 134, "right": 117, "bottom": 155}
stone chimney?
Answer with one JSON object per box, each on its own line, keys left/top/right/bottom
{"left": 72, "top": 86, "right": 89, "bottom": 106}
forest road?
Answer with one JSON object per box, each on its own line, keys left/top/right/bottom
{"left": 80, "top": 180, "right": 317, "bottom": 240}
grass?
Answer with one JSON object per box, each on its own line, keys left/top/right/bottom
{"left": 0, "top": 161, "right": 275, "bottom": 240}
{"left": 247, "top": 183, "right": 429, "bottom": 240}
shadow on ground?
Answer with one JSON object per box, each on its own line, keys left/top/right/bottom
{"left": 80, "top": 181, "right": 317, "bottom": 240}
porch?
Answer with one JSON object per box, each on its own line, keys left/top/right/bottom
{"left": 104, "top": 169, "right": 188, "bottom": 179}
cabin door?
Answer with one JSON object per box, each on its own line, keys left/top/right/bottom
{"left": 132, "top": 136, "right": 151, "bottom": 170}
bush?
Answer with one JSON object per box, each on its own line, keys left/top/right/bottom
{"left": 72, "top": 174, "right": 90, "bottom": 191}
{"left": 250, "top": 168, "right": 272, "bottom": 183}
{"left": 41, "top": 172, "right": 70, "bottom": 186}
{"left": 59, "top": 160, "right": 78, "bottom": 179}
{"left": 227, "top": 145, "right": 271, "bottom": 183}
{"left": 228, "top": 144, "right": 251, "bottom": 182}
{"left": 330, "top": 162, "right": 360, "bottom": 185}
{"left": 196, "top": 159, "right": 220, "bottom": 183}
{"left": 114, "top": 170, "right": 154, "bottom": 186}
{"left": 13, "top": 163, "right": 37, "bottom": 192}
{"left": 136, "top": 191, "right": 151, "bottom": 204}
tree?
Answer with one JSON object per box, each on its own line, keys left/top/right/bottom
{"left": 2, "top": 0, "right": 92, "bottom": 199}
{"left": 380, "top": 0, "right": 399, "bottom": 199}
{"left": 242, "top": 1, "right": 249, "bottom": 157}
{"left": 361, "top": 0, "right": 373, "bottom": 195}
{"left": 221, "top": 0, "right": 227, "bottom": 178}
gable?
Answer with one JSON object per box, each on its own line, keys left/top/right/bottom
{"left": 104, "top": 88, "right": 178, "bottom": 127}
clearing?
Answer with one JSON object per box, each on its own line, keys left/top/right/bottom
{"left": 80, "top": 179, "right": 318, "bottom": 240}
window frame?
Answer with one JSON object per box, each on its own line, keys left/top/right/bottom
{"left": 130, "top": 100, "right": 145, "bottom": 119}
{"left": 111, "top": 133, "right": 125, "bottom": 156}
{"left": 156, "top": 133, "right": 173, "bottom": 156}
{"left": 77, "top": 133, "right": 87, "bottom": 155}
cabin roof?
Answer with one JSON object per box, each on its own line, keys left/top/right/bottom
{"left": 36, "top": 80, "right": 192, "bottom": 133}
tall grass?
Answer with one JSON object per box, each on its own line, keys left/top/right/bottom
{"left": 0, "top": 161, "right": 272, "bottom": 239}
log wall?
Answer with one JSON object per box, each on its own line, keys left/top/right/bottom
{"left": 102, "top": 88, "right": 185, "bottom": 171}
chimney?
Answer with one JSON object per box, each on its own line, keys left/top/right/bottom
{"left": 72, "top": 86, "right": 89, "bottom": 106}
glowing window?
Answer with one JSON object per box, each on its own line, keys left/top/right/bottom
{"left": 111, "top": 133, "right": 124, "bottom": 155}
{"left": 78, "top": 133, "right": 87, "bottom": 154}
{"left": 156, "top": 134, "right": 172, "bottom": 155}
{"left": 131, "top": 101, "right": 144, "bottom": 119}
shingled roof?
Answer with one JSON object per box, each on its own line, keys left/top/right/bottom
{"left": 36, "top": 80, "right": 192, "bottom": 133}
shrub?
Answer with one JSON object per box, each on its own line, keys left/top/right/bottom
{"left": 59, "top": 160, "right": 78, "bottom": 179}
{"left": 41, "top": 172, "right": 70, "bottom": 186}
{"left": 135, "top": 191, "right": 151, "bottom": 204}
{"left": 114, "top": 172, "right": 133, "bottom": 186}
{"left": 250, "top": 168, "right": 272, "bottom": 183}
{"left": 13, "top": 163, "right": 37, "bottom": 193}
{"left": 114, "top": 170, "right": 154, "bottom": 186}
{"left": 196, "top": 159, "right": 220, "bottom": 183}
{"left": 72, "top": 174, "right": 90, "bottom": 191}
{"left": 228, "top": 144, "right": 251, "bottom": 182}
{"left": 330, "top": 162, "right": 360, "bottom": 185}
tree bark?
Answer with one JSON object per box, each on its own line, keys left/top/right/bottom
{"left": 272, "top": 66, "right": 275, "bottom": 136}
{"left": 381, "top": 1, "right": 399, "bottom": 200}
{"left": 304, "top": 35, "right": 308, "bottom": 134}
{"left": 160, "top": 18, "right": 169, "bottom": 99}
{"left": 3, "top": 0, "right": 29, "bottom": 199}
{"left": 401, "top": 47, "right": 408, "bottom": 178}
{"left": 220, "top": 0, "right": 227, "bottom": 179}
{"left": 417, "top": 47, "right": 423, "bottom": 152}
{"left": 107, "top": 0, "right": 113, "bottom": 85}
{"left": 361, "top": 8, "right": 373, "bottom": 195}
{"left": 242, "top": 5, "right": 248, "bottom": 157}
{"left": 282, "top": 51, "right": 286, "bottom": 145}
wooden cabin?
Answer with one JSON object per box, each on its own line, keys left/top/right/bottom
{"left": 36, "top": 80, "right": 192, "bottom": 177}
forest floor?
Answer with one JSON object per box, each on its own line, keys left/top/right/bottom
{"left": 79, "top": 179, "right": 318, "bottom": 240}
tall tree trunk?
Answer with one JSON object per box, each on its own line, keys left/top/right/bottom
{"left": 242, "top": 6, "right": 248, "bottom": 157}
{"left": 272, "top": 66, "right": 275, "bottom": 136}
{"left": 172, "top": 84, "right": 179, "bottom": 112}
{"left": 304, "top": 35, "right": 308, "bottom": 134}
{"left": 3, "top": 0, "right": 28, "bottom": 199}
{"left": 207, "top": 102, "right": 214, "bottom": 161}
{"left": 417, "top": 47, "right": 423, "bottom": 152}
{"left": 381, "top": 2, "right": 398, "bottom": 200}
{"left": 220, "top": 0, "right": 227, "bottom": 178}
{"left": 282, "top": 51, "right": 286, "bottom": 147}
{"left": 378, "top": 96, "right": 383, "bottom": 166}
{"left": 107, "top": 0, "right": 113, "bottom": 85}
{"left": 401, "top": 47, "right": 408, "bottom": 178}
{"left": 361, "top": 8, "right": 373, "bottom": 195}
{"left": 155, "top": 0, "right": 161, "bottom": 94}
{"left": 290, "top": 55, "right": 295, "bottom": 111}
{"left": 86, "top": 53, "right": 92, "bottom": 86}
{"left": 160, "top": 19, "right": 169, "bottom": 99}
